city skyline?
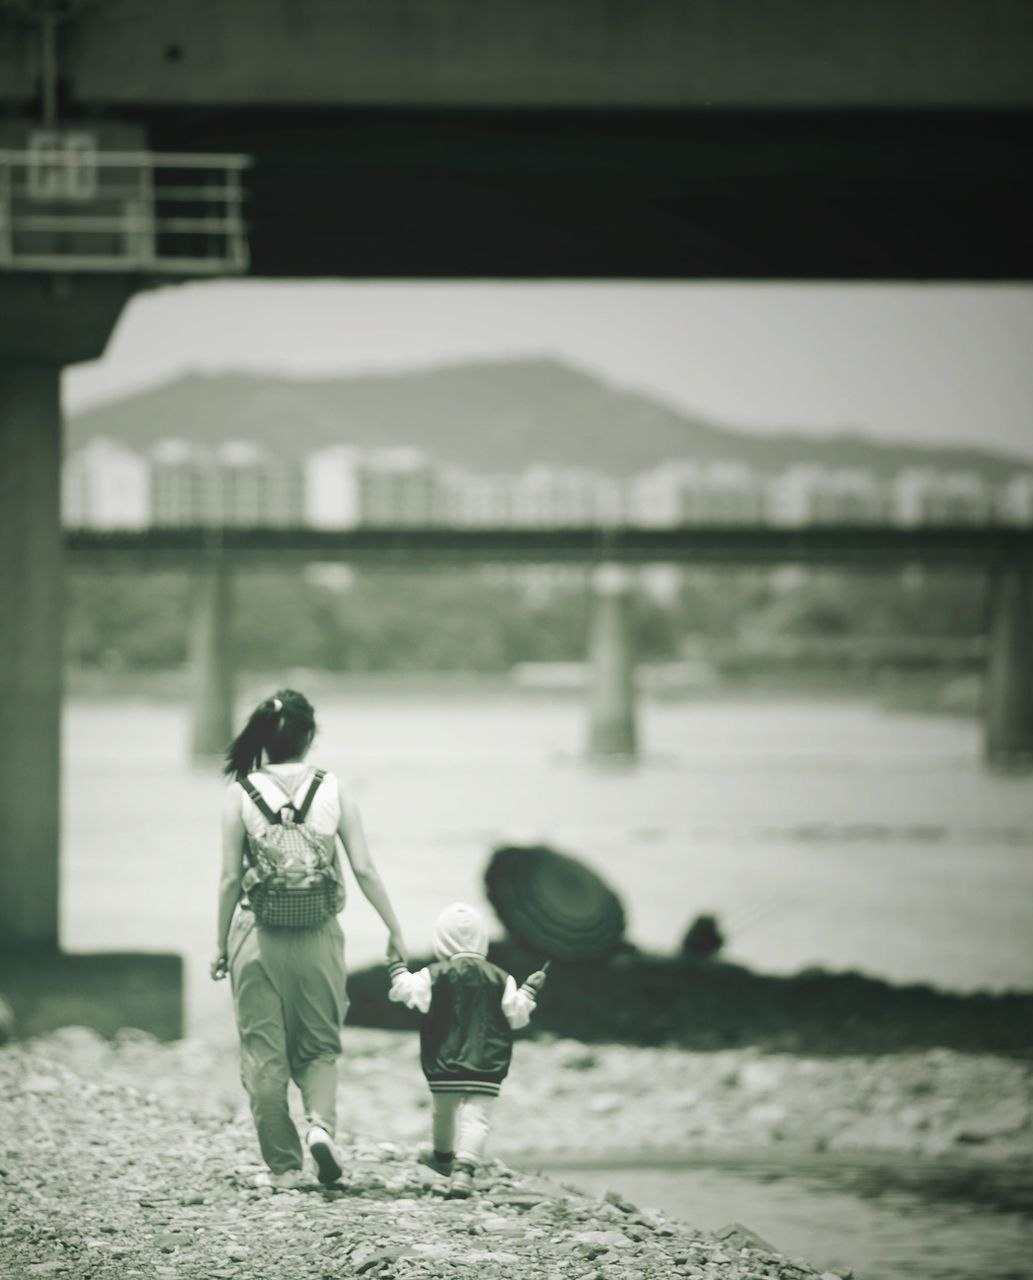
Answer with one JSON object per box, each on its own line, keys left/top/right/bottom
{"left": 63, "top": 432, "right": 1032, "bottom": 531}
{"left": 63, "top": 281, "right": 1033, "bottom": 462}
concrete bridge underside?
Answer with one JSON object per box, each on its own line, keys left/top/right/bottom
{"left": 2, "top": 0, "right": 1033, "bottom": 278}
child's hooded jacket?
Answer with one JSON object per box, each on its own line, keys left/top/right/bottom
{"left": 388, "top": 902, "right": 538, "bottom": 1096}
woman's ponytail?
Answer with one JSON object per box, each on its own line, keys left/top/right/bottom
{"left": 223, "top": 690, "right": 316, "bottom": 778}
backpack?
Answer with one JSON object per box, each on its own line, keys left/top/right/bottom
{"left": 238, "top": 769, "right": 344, "bottom": 928}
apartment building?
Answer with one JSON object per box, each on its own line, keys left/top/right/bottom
{"left": 63, "top": 437, "right": 150, "bottom": 528}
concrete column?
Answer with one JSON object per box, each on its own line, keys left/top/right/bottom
{"left": 0, "top": 276, "right": 133, "bottom": 955}
{"left": 190, "top": 562, "right": 235, "bottom": 760}
{"left": 0, "top": 368, "right": 63, "bottom": 947}
{"left": 985, "top": 563, "right": 1033, "bottom": 767}
{"left": 587, "top": 564, "right": 637, "bottom": 758}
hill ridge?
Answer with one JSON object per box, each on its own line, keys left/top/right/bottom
{"left": 68, "top": 357, "right": 1028, "bottom": 482}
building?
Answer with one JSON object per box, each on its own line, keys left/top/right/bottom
{"left": 766, "top": 464, "right": 827, "bottom": 525}
{"left": 940, "top": 470, "right": 991, "bottom": 524}
{"left": 360, "top": 447, "right": 438, "bottom": 526}
{"left": 62, "top": 436, "right": 150, "bottom": 528}
{"left": 444, "top": 468, "right": 515, "bottom": 526}
{"left": 891, "top": 467, "right": 990, "bottom": 525}
{"left": 305, "top": 445, "right": 363, "bottom": 528}
{"left": 214, "top": 440, "right": 301, "bottom": 526}
{"left": 628, "top": 460, "right": 701, "bottom": 526}
{"left": 698, "top": 461, "right": 764, "bottom": 523}
{"left": 998, "top": 473, "right": 1033, "bottom": 525}
{"left": 150, "top": 439, "right": 218, "bottom": 525}
{"left": 824, "top": 467, "right": 886, "bottom": 523}
{"left": 510, "top": 466, "right": 589, "bottom": 526}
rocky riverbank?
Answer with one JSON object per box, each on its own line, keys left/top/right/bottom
{"left": 0, "top": 1029, "right": 853, "bottom": 1280}
{"left": 5, "top": 1021, "right": 1031, "bottom": 1163}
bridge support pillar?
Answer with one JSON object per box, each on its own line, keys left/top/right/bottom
{"left": 0, "top": 365, "right": 63, "bottom": 949}
{"left": 985, "top": 562, "right": 1033, "bottom": 768}
{"left": 587, "top": 564, "right": 637, "bottom": 759}
{"left": 0, "top": 276, "right": 183, "bottom": 1040}
{"left": 190, "top": 561, "right": 235, "bottom": 761}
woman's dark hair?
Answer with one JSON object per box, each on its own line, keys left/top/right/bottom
{"left": 224, "top": 688, "right": 316, "bottom": 777}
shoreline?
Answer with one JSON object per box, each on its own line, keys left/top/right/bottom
{"left": 63, "top": 663, "right": 980, "bottom": 719}
{"left": 503, "top": 1145, "right": 1033, "bottom": 1172}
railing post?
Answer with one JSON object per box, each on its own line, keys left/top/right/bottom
{"left": 136, "top": 155, "right": 156, "bottom": 267}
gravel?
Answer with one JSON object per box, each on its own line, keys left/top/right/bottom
{"left": 0, "top": 1027, "right": 861, "bottom": 1280}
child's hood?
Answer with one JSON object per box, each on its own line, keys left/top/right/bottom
{"left": 433, "top": 902, "right": 489, "bottom": 961}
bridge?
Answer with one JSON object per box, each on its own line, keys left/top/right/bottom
{"left": 65, "top": 524, "right": 1033, "bottom": 570}
{"left": 2, "top": 0, "right": 1032, "bottom": 1037}
{"left": 2, "top": 0, "right": 1032, "bottom": 279}
{"left": 67, "top": 521, "right": 1033, "bottom": 761}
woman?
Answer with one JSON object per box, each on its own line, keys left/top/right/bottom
{"left": 211, "top": 688, "right": 407, "bottom": 1189}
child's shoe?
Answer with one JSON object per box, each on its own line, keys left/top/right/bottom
{"left": 417, "top": 1144, "right": 454, "bottom": 1178}
{"left": 305, "top": 1125, "right": 343, "bottom": 1186}
{"left": 447, "top": 1165, "right": 474, "bottom": 1199}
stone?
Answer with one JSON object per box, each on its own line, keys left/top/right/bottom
{"left": 587, "top": 1093, "right": 622, "bottom": 1115}
{"left": 573, "top": 1230, "right": 634, "bottom": 1249}
{"left": 954, "top": 1098, "right": 1029, "bottom": 1143}
{"left": 747, "top": 1102, "right": 789, "bottom": 1129}
{"left": 736, "top": 1060, "right": 784, "bottom": 1095}
{"left": 22, "top": 1073, "right": 61, "bottom": 1095}
{"left": 354, "top": 1247, "right": 416, "bottom": 1273}
{"left": 714, "top": 1222, "right": 780, "bottom": 1255}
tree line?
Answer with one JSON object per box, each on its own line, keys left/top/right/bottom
{"left": 65, "top": 567, "right": 987, "bottom": 676}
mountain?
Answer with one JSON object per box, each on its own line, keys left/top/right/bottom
{"left": 67, "top": 357, "right": 1028, "bottom": 481}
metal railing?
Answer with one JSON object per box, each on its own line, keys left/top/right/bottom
{"left": 0, "top": 147, "right": 250, "bottom": 274}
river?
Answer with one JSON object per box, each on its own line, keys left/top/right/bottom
{"left": 58, "top": 686, "right": 1033, "bottom": 1280}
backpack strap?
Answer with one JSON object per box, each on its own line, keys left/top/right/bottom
{"left": 294, "top": 769, "right": 326, "bottom": 823}
{"left": 238, "top": 776, "right": 281, "bottom": 825}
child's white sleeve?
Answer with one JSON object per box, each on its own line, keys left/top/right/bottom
{"left": 500, "top": 974, "right": 537, "bottom": 1029}
{"left": 388, "top": 962, "right": 433, "bottom": 1013}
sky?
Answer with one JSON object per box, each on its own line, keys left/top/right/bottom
{"left": 63, "top": 282, "right": 1033, "bottom": 462}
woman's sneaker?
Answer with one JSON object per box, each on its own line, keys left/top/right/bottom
{"left": 417, "top": 1144, "right": 454, "bottom": 1178}
{"left": 305, "top": 1126, "right": 344, "bottom": 1186}
{"left": 253, "top": 1168, "right": 306, "bottom": 1190}
{"left": 447, "top": 1167, "right": 474, "bottom": 1199}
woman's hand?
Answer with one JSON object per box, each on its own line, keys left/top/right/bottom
{"left": 210, "top": 948, "right": 229, "bottom": 981}
{"left": 387, "top": 933, "right": 409, "bottom": 967}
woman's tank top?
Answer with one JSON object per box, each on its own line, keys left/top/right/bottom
{"left": 238, "top": 762, "right": 341, "bottom": 838}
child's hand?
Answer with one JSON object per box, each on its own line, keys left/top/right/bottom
{"left": 525, "top": 968, "right": 548, "bottom": 993}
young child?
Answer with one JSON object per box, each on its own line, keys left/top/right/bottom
{"left": 388, "top": 902, "right": 547, "bottom": 1198}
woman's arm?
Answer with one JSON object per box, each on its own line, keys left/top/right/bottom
{"left": 211, "top": 784, "right": 246, "bottom": 979}
{"left": 337, "top": 782, "right": 408, "bottom": 963}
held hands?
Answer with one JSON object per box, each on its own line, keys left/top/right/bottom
{"left": 386, "top": 933, "right": 409, "bottom": 967}
{"left": 210, "top": 948, "right": 229, "bottom": 982}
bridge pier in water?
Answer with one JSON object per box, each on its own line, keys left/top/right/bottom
{"left": 587, "top": 564, "right": 638, "bottom": 759}
{"left": 0, "top": 277, "right": 182, "bottom": 1039}
{"left": 985, "top": 562, "right": 1033, "bottom": 768}
{"left": 189, "top": 561, "right": 236, "bottom": 762}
